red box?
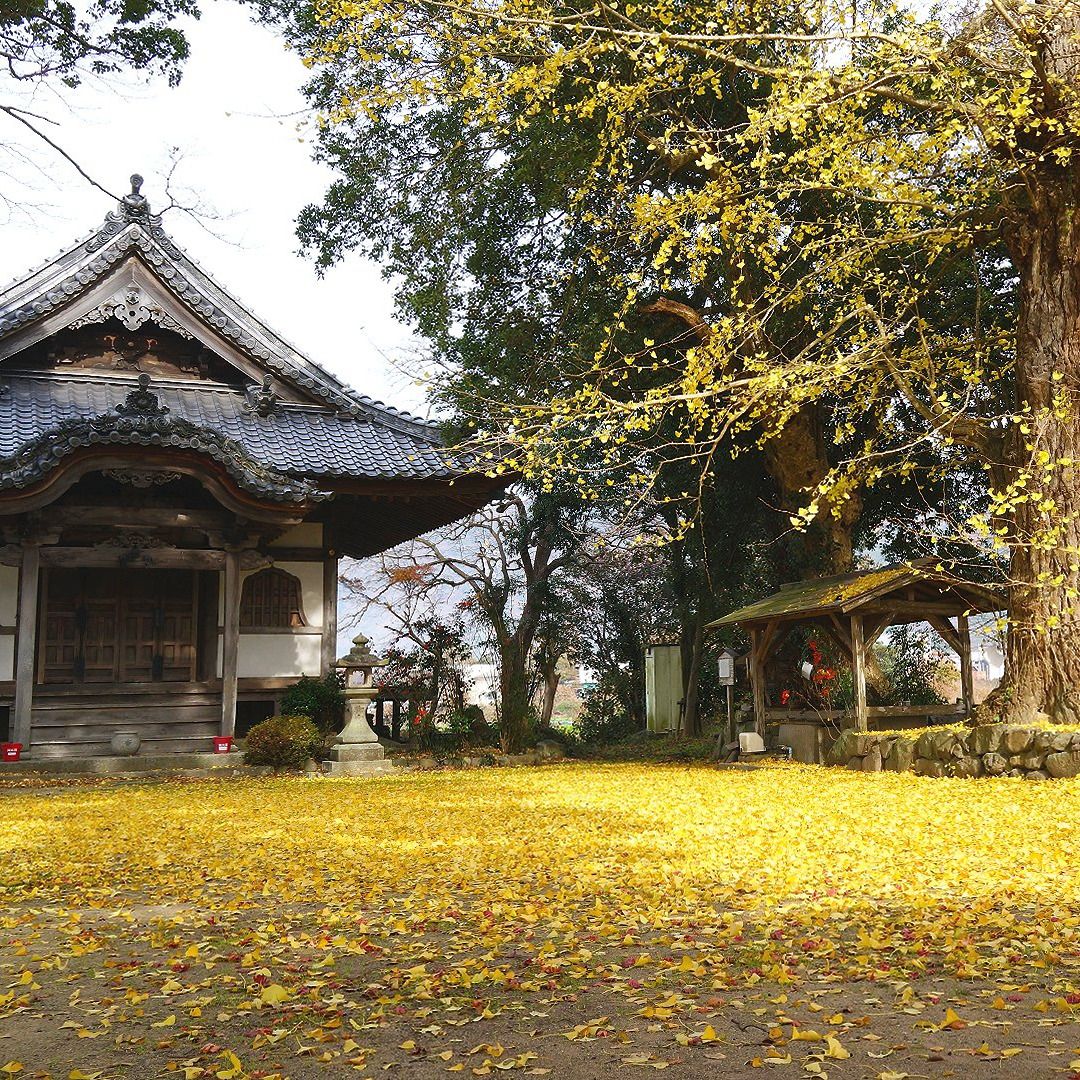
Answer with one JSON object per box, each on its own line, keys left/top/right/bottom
{"left": 2, "top": 742, "right": 23, "bottom": 762}
{"left": 213, "top": 736, "right": 234, "bottom": 755}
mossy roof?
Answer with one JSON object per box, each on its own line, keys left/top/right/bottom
{"left": 707, "top": 562, "right": 1005, "bottom": 628}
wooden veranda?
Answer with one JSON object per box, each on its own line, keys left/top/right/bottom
{"left": 707, "top": 562, "right": 1005, "bottom": 734}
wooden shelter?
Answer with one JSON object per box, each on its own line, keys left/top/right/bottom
{"left": 0, "top": 176, "right": 502, "bottom": 760}
{"left": 707, "top": 562, "right": 1005, "bottom": 736}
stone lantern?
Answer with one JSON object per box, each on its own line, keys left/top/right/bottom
{"left": 326, "top": 634, "right": 392, "bottom": 776}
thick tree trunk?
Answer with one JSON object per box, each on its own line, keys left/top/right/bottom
{"left": 499, "top": 637, "right": 534, "bottom": 751}
{"left": 642, "top": 298, "right": 860, "bottom": 577}
{"left": 999, "top": 175, "right": 1080, "bottom": 723}
{"left": 538, "top": 660, "right": 560, "bottom": 728}
{"left": 763, "top": 405, "right": 860, "bottom": 578}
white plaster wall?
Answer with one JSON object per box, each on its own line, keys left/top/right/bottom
{"left": 237, "top": 633, "right": 323, "bottom": 679}
{"left": 216, "top": 560, "right": 326, "bottom": 678}
{"left": 216, "top": 562, "right": 324, "bottom": 628}
{"left": 0, "top": 634, "right": 13, "bottom": 682}
{"left": 216, "top": 632, "right": 325, "bottom": 678}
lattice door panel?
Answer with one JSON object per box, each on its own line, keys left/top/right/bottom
{"left": 41, "top": 568, "right": 81, "bottom": 684}
{"left": 82, "top": 600, "right": 121, "bottom": 683}
{"left": 156, "top": 571, "right": 197, "bottom": 682}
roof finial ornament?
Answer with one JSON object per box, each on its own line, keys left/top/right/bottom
{"left": 85, "top": 171, "right": 183, "bottom": 259}
{"left": 119, "top": 173, "right": 150, "bottom": 221}
{"left": 115, "top": 372, "right": 170, "bottom": 418}
{"left": 244, "top": 373, "right": 280, "bottom": 417}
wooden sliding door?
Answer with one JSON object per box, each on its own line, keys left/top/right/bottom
{"left": 39, "top": 569, "right": 197, "bottom": 686}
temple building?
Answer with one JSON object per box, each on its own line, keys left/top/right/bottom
{"left": 0, "top": 176, "right": 498, "bottom": 760}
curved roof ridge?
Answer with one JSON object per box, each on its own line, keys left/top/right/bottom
{"left": 2, "top": 369, "right": 441, "bottom": 424}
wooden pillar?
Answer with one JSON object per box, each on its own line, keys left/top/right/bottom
{"left": 221, "top": 549, "right": 240, "bottom": 738}
{"left": 958, "top": 615, "right": 974, "bottom": 717}
{"left": 12, "top": 542, "right": 40, "bottom": 749}
{"left": 749, "top": 627, "right": 766, "bottom": 736}
{"left": 321, "top": 555, "right": 339, "bottom": 677}
{"left": 850, "top": 613, "right": 868, "bottom": 731}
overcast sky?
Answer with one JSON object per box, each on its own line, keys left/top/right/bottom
{"left": 0, "top": 1, "right": 426, "bottom": 414}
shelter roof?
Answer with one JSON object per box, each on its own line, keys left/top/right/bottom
{"left": 707, "top": 561, "right": 1004, "bottom": 628}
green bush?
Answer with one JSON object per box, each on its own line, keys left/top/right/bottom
{"left": 573, "top": 687, "right": 641, "bottom": 745}
{"left": 444, "top": 705, "right": 498, "bottom": 745}
{"left": 243, "top": 715, "right": 320, "bottom": 768}
{"left": 279, "top": 673, "right": 347, "bottom": 734}
{"left": 876, "top": 623, "right": 949, "bottom": 706}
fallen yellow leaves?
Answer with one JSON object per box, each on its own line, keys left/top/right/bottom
{"left": 1, "top": 763, "right": 1080, "bottom": 1076}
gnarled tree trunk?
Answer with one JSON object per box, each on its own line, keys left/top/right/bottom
{"left": 1001, "top": 172, "right": 1080, "bottom": 723}
{"left": 763, "top": 405, "right": 861, "bottom": 578}
{"left": 538, "top": 658, "right": 560, "bottom": 728}
{"left": 499, "top": 635, "right": 534, "bottom": 752}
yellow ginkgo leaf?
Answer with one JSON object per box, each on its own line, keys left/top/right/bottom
{"left": 939, "top": 1008, "right": 966, "bottom": 1030}
{"left": 824, "top": 1035, "right": 850, "bottom": 1060}
{"left": 259, "top": 983, "right": 291, "bottom": 1006}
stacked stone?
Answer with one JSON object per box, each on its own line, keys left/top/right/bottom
{"left": 827, "top": 725, "right": 1080, "bottom": 780}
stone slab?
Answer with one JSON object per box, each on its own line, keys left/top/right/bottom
{"left": 776, "top": 722, "right": 828, "bottom": 764}
{"left": 330, "top": 745, "right": 387, "bottom": 763}
{"left": 0, "top": 752, "right": 246, "bottom": 777}
{"left": 323, "top": 759, "right": 395, "bottom": 777}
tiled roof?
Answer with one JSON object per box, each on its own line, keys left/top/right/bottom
{"left": 0, "top": 372, "right": 453, "bottom": 481}
{"left": 0, "top": 176, "right": 441, "bottom": 439}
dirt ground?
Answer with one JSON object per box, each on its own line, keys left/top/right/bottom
{"left": 4, "top": 900, "right": 1080, "bottom": 1079}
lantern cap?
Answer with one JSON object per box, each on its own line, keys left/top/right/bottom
{"left": 335, "top": 633, "right": 387, "bottom": 669}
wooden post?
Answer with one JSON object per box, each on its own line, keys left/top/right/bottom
{"left": 321, "top": 555, "right": 339, "bottom": 677}
{"left": 749, "top": 627, "right": 766, "bottom": 736}
{"left": 851, "top": 613, "right": 868, "bottom": 731}
{"left": 957, "top": 615, "right": 974, "bottom": 717}
{"left": 221, "top": 549, "right": 241, "bottom": 738}
{"left": 12, "top": 542, "right": 40, "bottom": 750}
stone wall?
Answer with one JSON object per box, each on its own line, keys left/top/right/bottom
{"left": 827, "top": 725, "right": 1080, "bottom": 779}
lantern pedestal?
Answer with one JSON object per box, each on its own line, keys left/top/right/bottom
{"left": 326, "top": 634, "right": 393, "bottom": 776}
{"left": 326, "top": 688, "right": 391, "bottom": 775}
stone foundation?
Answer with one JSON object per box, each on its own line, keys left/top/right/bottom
{"left": 827, "top": 725, "right": 1080, "bottom": 779}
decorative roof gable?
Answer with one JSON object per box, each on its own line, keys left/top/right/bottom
{"left": 0, "top": 175, "right": 435, "bottom": 440}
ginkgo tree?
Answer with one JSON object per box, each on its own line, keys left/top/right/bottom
{"left": 287, "top": 0, "right": 1080, "bottom": 723}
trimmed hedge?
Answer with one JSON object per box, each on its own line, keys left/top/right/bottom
{"left": 243, "top": 715, "right": 320, "bottom": 768}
